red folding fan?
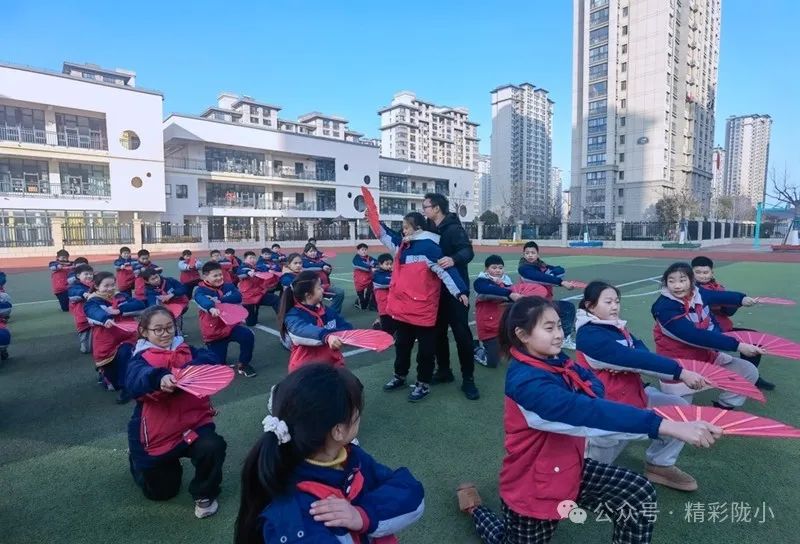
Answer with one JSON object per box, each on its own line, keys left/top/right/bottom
{"left": 652, "top": 405, "right": 800, "bottom": 438}
{"left": 112, "top": 318, "right": 139, "bottom": 333}
{"left": 724, "top": 330, "right": 800, "bottom": 360}
{"left": 335, "top": 329, "right": 394, "bottom": 352}
{"left": 675, "top": 358, "right": 765, "bottom": 403}
{"left": 216, "top": 303, "right": 249, "bottom": 326}
{"left": 511, "top": 283, "right": 549, "bottom": 298}
{"left": 361, "top": 187, "right": 382, "bottom": 236}
{"left": 569, "top": 280, "right": 588, "bottom": 289}
{"left": 755, "top": 296, "right": 796, "bottom": 306}
{"left": 164, "top": 302, "right": 185, "bottom": 318}
{"left": 174, "top": 364, "right": 235, "bottom": 398}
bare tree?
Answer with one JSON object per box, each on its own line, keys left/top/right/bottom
{"left": 768, "top": 165, "right": 799, "bottom": 217}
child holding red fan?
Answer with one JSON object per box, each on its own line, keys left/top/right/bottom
{"left": 474, "top": 255, "right": 523, "bottom": 369}
{"left": 178, "top": 249, "right": 202, "bottom": 296}
{"left": 691, "top": 255, "right": 773, "bottom": 390}
{"left": 277, "top": 271, "right": 353, "bottom": 373}
{"left": 352, "top": 243, "right": 378, "bottom": 311}
{"left": 234, "top": 364, "right": 424, "bottom": 544}
{"left": 518, "top": 241, "right": 581, "bottom": 349}
{"left": 126, "top": 306, "right": 227, "bottom": 520}
{"left": 141, "top": 268, "right": 190, "bottom": 335}
{"left": 132, "top": 249, "right": 163, "bottom": 301}
{"left": 85, "top": 271, "right": 145, "bottom": 400}
{"left": 209, "top": 249, "right": 236, "bottom": 284}
{"left": 68, "top": 263, "right": 95, "bottom": 354}
{"left": 279, "top": 253, "right": 304, "bottom": 289}
{"left": 49, "top": 249, "right": 73, "bottom": 312}
{"left": 113, "top": 246, "right": 135, "bottom": 295}
{"left": 576, "top": 281, "right": 709, "bottom": 491}
{"left": 457, "top": 296, "right": 723, "bottom": 544}
{"left": 237, "top": 251, "right": 281, "bottom": 326}
{"left": 194, "top": 261, "right": 257, "bottom": 378}
{"left": 302, "top": 243, "right": 345, "bottom": 314}
{"left": 379, "top": 212, "right": 469, "bottom": 402}
{"left": 651, "top": 262, "right": 761, "bottom": 409}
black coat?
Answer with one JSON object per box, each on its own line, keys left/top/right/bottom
{"left": 427, "top": 213, "right": 474, "bottom": 288}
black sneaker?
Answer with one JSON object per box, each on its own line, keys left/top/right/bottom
{"left": 712, "top": 401, "right": 734, "bottom": 410}
{"left": 408, "top": 382, "right": 431, "bottom": 402}
{"left": 237, "top": 363, "right": 258, "bottom": 378}
{"left": 461, "top": 378, "right": 480, "bottom": 400}
{"left": 755, "top": 377, "right": 775, "bottom": 391}
{"left": 383, "top": 375, "right": 406, "bottom": 391}
{"left": 0, "top": 347, "right": 7, "bottom": 361}
{"left": 431, "top": 370, "right": 455, "bottom": 385}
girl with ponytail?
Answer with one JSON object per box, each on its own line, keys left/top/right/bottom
{"left": 277, "top": 270, "right": 353, "bottom": 373}
{"left": 235, "top": 364, "right": 424, "bottom": 544}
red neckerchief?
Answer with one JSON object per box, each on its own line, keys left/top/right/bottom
{"left": 617, "top": 325, "right": 634, "bottom": 347}
{"left": 141, "top": 343, "right": 193, "bottom": 370}
{"left": 199, "top": 281, "right": 224, "bottom": 298}
{"left": 511, "top": 347, "right": 597, "bottom": 398}
{"left": 293, "top": 303, "right": 326, "bottom": 327}
{"left": 680, "top": 291, "right": 711, "bottom": 330}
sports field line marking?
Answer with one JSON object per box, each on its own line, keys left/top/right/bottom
{"left": 253, "top": 324, "right": 367, "bottom": 357}
{"left": 14, "top": 300, "right": 55, "bottom": 306}
{"left": 562, "top": 275, "right": 661, "bottom": 301}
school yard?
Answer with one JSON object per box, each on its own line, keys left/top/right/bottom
{"left": 1, "top": 246, "right": 799, "bottom": 543}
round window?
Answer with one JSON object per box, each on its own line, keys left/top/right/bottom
{"left": 343, "top": 164, "right": 349, "bottom": 171}
{"left": 363, "top": 175, "right": 371, "bottom": 184}
{"left": 131, "top": 176, "right": 143, "bottom": 188}
{"left": 120, "top": 130, "right": 141, "bottom": 150}
{"left": 347, "top": 192, "right": 352, "bottom": 198}
{"left": 354, "top": 195, "right": 366, "bottom": 212}
{"left": 459, "top": 205, "right": 467, "bottom": 217}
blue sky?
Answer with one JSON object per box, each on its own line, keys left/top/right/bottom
{"left": 6, "top": 0, "right": 798, "bottom": 200}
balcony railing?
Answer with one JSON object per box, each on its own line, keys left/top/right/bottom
{"left": 63, "top": 223, "right": 134, "bottom": 245}
{"left": 0, "top": 223, "right": 53, "bottom": 248}
{"left": 0, "top": 176, "right": 110, "bottom": 198}
{"left": 166, "top": 156, "right": 336, "bottom": 182}
{"left": 0, "top": 126, "right": 108, "bottom": 150}
{"left": 199, "top": 197, "right": 332, "bottom": 212}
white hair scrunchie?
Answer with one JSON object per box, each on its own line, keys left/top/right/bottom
{"left": 262, "top": 415, "right": 291, "bottom": 445}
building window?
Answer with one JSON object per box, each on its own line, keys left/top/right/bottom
{"left": 586, "top": 171, "right": 607, "bottom": 187}
{"left": 589, "top": 63, "right": 608, "bottom": 81}
{"left": 589, "top": 44, "right": 609, "bottom": 64}
{"left": 588, "top": 116, "right": 607, "bottom": 134}
{"left": 620, "top": 116, "right": 626, "bottom": 127}
{"left": 0, "top": 157, "right": 50, "bottom": 194}
{"left": 206, "top": 146, "right": 266, "bottom": 176}
{"left": 588, "top": 100, "right": 607, "bottom": 116}
{"left": 622, "top": 6, "right": 629, "bottom": 17}
{"left": 622, "top": 44, "right": 628, "bottom": 54}
{"left": 589, "top": 26, "right": 609, "bottom": 45}
{"left": 262, "top": 119, "right": 271, "bottom": 126}
{"left": 588, "top": 135, "right": 607, "bottom": 153}
{"left": 55, "top": 113, "right": 107, "bottom": 150}
{"left": 250, "top": 117, "right": 258, "bottom": 124}
{"left": 619, "top": 135, "right": 626, "bottom": 144}
{"left": 295, "top": 192, "right": 304, "bottom": 204}
{"left": 0, "top": 105, "right": 46, "bottom": 137}
{"left": 590, "top": 7, "right": 609, "bottom": 26}
{"left": 620, "top": 81, "right": 627, "bottom": 91}
{"left": 119, "top": 130, "right": 140, "bottom": 150}
{"left": 587, "top": 153, "right": 607, "bottom": 166}
{"left": 618, "top": 188, "right": 624, "bottom": 196}
{"left": 59, "top": 162, "right": 110, "bottom": 197}
{"left": 273, "top": 191, "right": 283, "bottom": 202}
{"left": 618, "top": 205, "right": 624, "bottom": 215}
{"left": 589, "top": 81, "right": 608, "bottom": 98}
{"left": 619, "top": 153, "right": 625, "bottom": 162}
{"left": 621, "top": 62, "right": 627, "bottom": 73}
{"left": 620, "top": 99, "right": 627, "bottom": 109}
{"left": 176, "top": 184, "right": 188, "bottom": 199}
{"left": 165, "top": 184, "right": 172, "bottom": 198}
{"left": 622, "top": 25, "right": 628, "bottom": 36}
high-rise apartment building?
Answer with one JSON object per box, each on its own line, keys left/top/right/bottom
{"left": 570, "top": 0, "right": 721, "bottom": 221}
{"left": 723, "top": 114, "right": 772, "bottom": 207}
{"left": 474, "top": 154, "right": 491, "bottom": 214}
{"left": 710, "top": 145, "right": 725, "bottom": 217}
{"left": 550, "top": 166, "right": 564, "bottom": 219}
{"left": 378, "top": 91, "right": 479, "bottom": 170}
{"left": 490, "top": 83, "right": 554, "bottom": 220}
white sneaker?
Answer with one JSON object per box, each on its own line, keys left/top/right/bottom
{"left": 194, "top": 498, "right": 219, "bottom": 519}
{"left": 562, "top": 336, "right": 576, "bottom": 350}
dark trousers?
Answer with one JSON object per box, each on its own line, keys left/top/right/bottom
{"left": 130, "top": 430, "right": 227, "bottom": 501}
{"left": 100, "top": 343, "right": 134, "bottom": 392}
{"left": 56, "top": 291, "right": 69, "bottom": 312}
{"left": 244, "top": 293, "right": 280, "bottom": 326}
{"left": 434, "top": 290, "right": 475, "bottom": 380}
{"left": 394, "top": 320, "right": 437, "bottom": 384}
{"left": 207, "top": 325, "right": 254, "bottom": 364}
{"left": 731, "top": 327, "right": 763, "bottom": 367}
{"left": 356, "top": 286, "right": 376, "bottom": 310}
{"left": 484, "top": 337, "right": 501, "bottom": 368}
{"left": 182, "top": 279, "right": 201, "bottom": 299}
{"left": 554, "top": 299, "right": 577, "bottom": 337}
{"left": 379, "top": 315, "right": 397, "bottom": 335}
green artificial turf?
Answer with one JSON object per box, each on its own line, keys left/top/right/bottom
{"left": 1, "top": 251, "right": 798, "bottom": 543}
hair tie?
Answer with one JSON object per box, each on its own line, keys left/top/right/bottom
{"left": 262, "top": 415, "right": 291, "bottom": 444}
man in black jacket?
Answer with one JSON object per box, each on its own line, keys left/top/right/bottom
{"left": 423, "top": 193, "right": 479, "bottom": 400}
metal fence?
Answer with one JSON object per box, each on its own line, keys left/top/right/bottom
{"left": 273, "top": 220, "right": 308, "bottom": 241}
{"left": 62, "top": 223, "right": 134, "bottom": 246}
{"left": 463, "top": 222, "right": 478, "bottom": 240}
{"left": 0, "top": 223, "right": 53, "bottom": 247}
{"left": 314, "top": 222, "right": 350, "bottom": 241}
{"left": 521, "top": 223, "right": 562, "bottom": 240}
{"left": 142, "top": 223, "right": 203, "bottom": 244}
{"left": 567, "top": 223, "right": 616, "bottom": 240}
{"left": 356, "top": 223, "right": 377, "bottom": 240}
{"left": 483, "top": 224, "right": 516, "bottom": 240}
{"left": 621, "top": 222, "right": 674, "bottom": 241}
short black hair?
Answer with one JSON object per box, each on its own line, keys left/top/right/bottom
{"left": 303, "top": 243, "right": 317, "bottom": 254}
{"left": 485, "top": 254, "right": 505, "bottom": 268}
{"left": 356, "top": 243, "right": 368, "bottom": 250}
{"left": 261, "top": 247, "right": 270, "bottom": 254}
{"left": 271, "top": 243, "right": 281, "bottom": 249}
{"left": 377, "top": 253, "right": 393, "bottom": 264}
{"left": 73, "top": 257, "right": 89, "bottom": 265}
{"left": 243, "top": 251, "right": 256, "bottom": 259}
{"left": 137, "top": 249, "right": 150, "bottom": 257}
{"left": 201, "top": 261, "right": 222, "bottom": 275}
{"left": 308, "top": 237, "right": 317, "bottom": 244}
{"left": 119, "top": 246, "right": 131, "bottom": 254}
{"left": 690, "top": 256, "right": 714, "bottom": 269}
{"left": 56, "top": 249, "right": 70, "bottom": 258}
{"left": 523, "top": 241, "right": 540, "bottom": 252}
{"left": 661, "top": 262, "right": 694, "bottom": 285}
{"left": 74, "top": 264, "right": 94, "bottom": 276}
{"left": 210, "top": 249, "right": 221, "bottom": 256}
{"left": 225, "top": 248, "right": 236, "bottom": 255}
{"left": 424, "top": 192, "right": 449, "bottom": 214}
{"left": 140, "top": 268, "right": 161, "bottom": 281}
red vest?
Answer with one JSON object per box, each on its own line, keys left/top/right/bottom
{"left": 197, "top": 284, "right": 237, "bottom": 343}
{"left": 374, "top": 288, "right": 390, "bottom": 316}
{"left": 653, "top": 297, "right": 717, "bottom": 363}
{"left": 138, "top": 344, "right": 215, "bottom": 457}
{"left": 51, "top": 265, "right": 71, "bottom": 294}
{"left": 116, "top": 265, "right": 135, "bottom": 292}
{"left": 700, "top": 280, "right": 734, "bottom": 332}
{"left": 179, "top": 258, "right": 200, "bottom": 284}
{"left": 91, "top": 297, "right": 138, "bottom": 367}
{"left": 287, "top": 304, "right": 345, "bottom": 372}
{"left": 386, "top": 245, "right": 441, "bottom": 327}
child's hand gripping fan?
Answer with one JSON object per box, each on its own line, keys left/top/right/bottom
{"left": 361, "top": 187, "right": 382, "bottom": 237}
{"left": 724, "top": 330, "right": 800, "bottom": 361}
{"left": 335, "top": 329, "right": 394, "bottom": 352}
{"left": 653, "top": 405, "right": 800, "bottom": 438}
{"left": 215, "top": 303, "right": 248, "bottom": 326}
{"left": 658, "top": 358, "right": 766, "bottom": 402}
{"left": 254, "top": 271, "right": 282, "bottom": 290}
{"left": 753, "top": 296, "right": 796, "bottom": 306}
{"left": 174, "top": 364, "right": 235, "bottom": 398}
